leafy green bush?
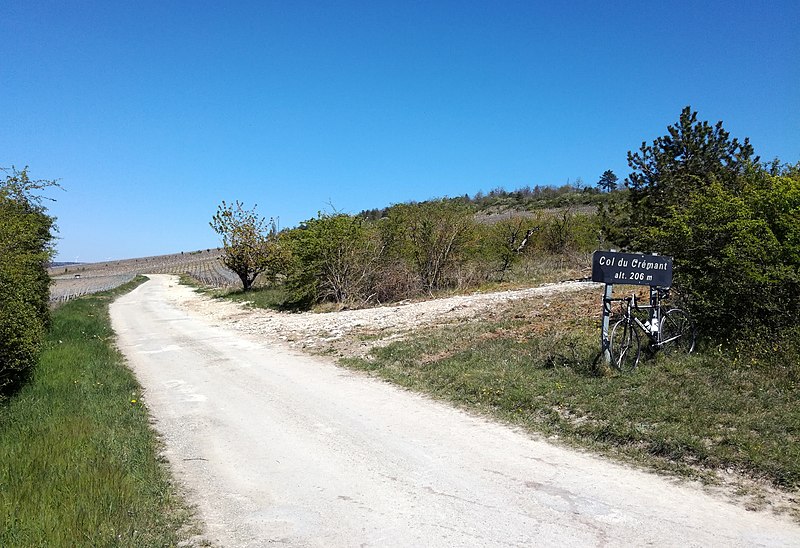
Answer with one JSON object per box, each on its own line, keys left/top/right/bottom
{"left": 654, "top": 170, "right": 800, "bottom": 342}
{"left": 381, "top": 200, "right": 476, "bottom": 292}
{"left": 0, "top": 168, "right": 57, "bottom": 398}
{"left": 282, "top": 212, "right": 383, "bottom": 308}
{"left": 538, "top": 210, "right": 598, "bottom": 254}
{"left": 472, "top": 215, "right": 539, "bottom": 281}
{"left": 621, "top": 107, "right": 799, "bottom": 348}
{"left": 274, "top": 199, "right": 606, "bottom": 308}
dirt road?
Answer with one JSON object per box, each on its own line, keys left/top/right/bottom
{"left": 110, "top": 275, "right": 799, "bottom": 547}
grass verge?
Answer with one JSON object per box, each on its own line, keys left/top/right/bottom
{"left": 179, "top": 274, "right": 291, "bottom": 311}
{"left": 219, "top": 287, "right": 291, "bottom": 310}
{"left": 0, "top": 276, "right": 199, "bottom": 546}
{"left": 341, "top": 289, "right": 800, "bottom": 500}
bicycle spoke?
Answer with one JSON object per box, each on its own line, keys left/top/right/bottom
{"left": 660, "top": 309, "right": 696, "bottom": 355}
{"left": 610, "top": 319, "right": 640, "bottom": 372}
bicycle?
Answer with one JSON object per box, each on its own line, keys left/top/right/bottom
{"left": 609, "top": 288, "right": 696, "bottom": 372}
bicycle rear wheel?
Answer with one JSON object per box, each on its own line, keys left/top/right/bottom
{"left": 610, "top": 319, "right": 640, "bottom": 372}
{"left": 659, "top": 309, "right": 696, "bottom": 355}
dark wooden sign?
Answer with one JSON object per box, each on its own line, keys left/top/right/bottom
{"left": 591, "top": 251, "right": 672, "bottom": 287}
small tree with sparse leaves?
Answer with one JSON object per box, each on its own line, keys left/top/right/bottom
{"left": 210, "top": 201, "right": 285, "bottom": 291}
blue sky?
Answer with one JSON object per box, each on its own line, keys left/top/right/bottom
{"left": 2, "top": 1, "right": 798, "bottom": 262}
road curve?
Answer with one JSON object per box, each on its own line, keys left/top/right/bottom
{"left": 110, "top": 275, "right": 799, "bottom": 547}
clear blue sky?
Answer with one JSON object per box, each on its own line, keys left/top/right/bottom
{"left": 3, "top": 1, "right": 798, "bottom": 262}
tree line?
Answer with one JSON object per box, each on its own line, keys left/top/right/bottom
{"left": 211, "top": 198, "right": 599, "bottom": 308}
{"left": 358, "top": 180, "right": 612, "bottom": 221}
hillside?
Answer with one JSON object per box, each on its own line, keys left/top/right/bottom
{"left": 359, "top": 183, "right": 618, "bottom": 221}
{"left": 49, "top": 248, "right": 237, "bottom": 303}
{"left": 52, "top": 185, "right": 619, "bottom": 304}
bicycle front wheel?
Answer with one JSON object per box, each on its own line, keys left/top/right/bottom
{"left": 659, "top": 309, "right": 696, "bottom": 355}
{"left": 610, "top": 319, "right": 640, "bottom": 372}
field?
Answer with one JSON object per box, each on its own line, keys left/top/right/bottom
{"left": 49, "top": 248, "right": 239, "bottom": 303}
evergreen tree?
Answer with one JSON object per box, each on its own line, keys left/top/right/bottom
{"left": 596, "top": 169, "right": 618, "bottom": 192}
{"left": 626, "top": 106, "right": 757, "bottom": 228}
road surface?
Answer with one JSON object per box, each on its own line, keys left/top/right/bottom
{"left": 110, "top": 275, "right": 799, "bottom": 547}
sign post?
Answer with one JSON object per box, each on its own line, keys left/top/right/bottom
{"left": 591, "top": 251, "right": 673, "bottom": 366}
{"left": 601, "top": 283, "right": 613, "bottom": 363}
{"left": 591, "top": 251, "right": 672, "bottom": 287}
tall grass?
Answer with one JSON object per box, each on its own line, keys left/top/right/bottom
{"left": 0, "top": 277, "right": 196, "bottom": 546}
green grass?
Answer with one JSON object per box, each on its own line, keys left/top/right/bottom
{"left": 179, "top": 274, "right": 291, "bottom": 311}
{"left": 341, "top": 291, "right": 800, "bottom": 491}
{"left": 221, "top": 286, "right": 291, "bottom": 310}
{"left": 0, "top": 276, "right": 198, "bottom": 546}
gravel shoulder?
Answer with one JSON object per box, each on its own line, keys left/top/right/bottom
{"left": 110, "top": 275, "right": 800, "bottom": 546}
{"left": 178, "top": 280, "right": 601, "bottom": 355}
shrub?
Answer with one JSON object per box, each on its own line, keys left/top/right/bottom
{"left": 282, "top": 213, "right": 384, "bottom": 308}
{"left": 472, "top": 215, "right": 539, "bottom": 281}
{"left": 371, "top": 259, "right": 419, "bottom": 302}
{"left": 539, "top": 210, "right": 598, "bottom": 254}
{"left": 653, "top": 170, "right": 800, "bottom": 341}
{"left": 0, "top": 168, "right": 57, "bottom": 398}
{"left": 381, "top": 200, "right": 476, "bottom": 292}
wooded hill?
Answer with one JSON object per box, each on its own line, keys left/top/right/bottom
{"left": 358, "top": 182, "right": 615, "bottom": 222}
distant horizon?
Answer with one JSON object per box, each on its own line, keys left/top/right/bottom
{"left": 4, "top": 1, "right": 798, "bottom": 262}
{"left": 49, "top": 248, "right": 222, "bottom": 266}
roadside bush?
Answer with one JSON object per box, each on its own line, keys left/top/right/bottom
{"left": 282, "top": 213, "right": 384, "bottom": 308}
{"left": 621, "top": 107, "right": 799, "bottom": 347}
{"left": 653, "top": 170, "right": 800, "bottom": 342}
{"left": 371, "top": 259, "right": 419, "bottom": 302}
{"left": 0, "top": 168, "right": 57, "bottom": 398}
{"left": 225, "top": 193, "right": 607, "bottom": 307}
{"left": 473, "top": 215, "right": 539, "bottom": 281}
{"left": 538, "top": 210, "right": 598, "bottom": 254}
{"left": 381, "top": 200, "right": 476, "bottom": 292}
{"left": 0, "top": 296, "right": 42, "bottom": 396}
{"left": 282, "top": 201, "right": 603, "bottom": 305}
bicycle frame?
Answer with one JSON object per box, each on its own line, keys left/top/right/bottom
{"left": 619, "top": 292, "right": 668, "bottom": 347}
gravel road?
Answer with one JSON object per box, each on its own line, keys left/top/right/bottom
{"left": 110, "top": 275, "right": 800, "bottom": 547}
